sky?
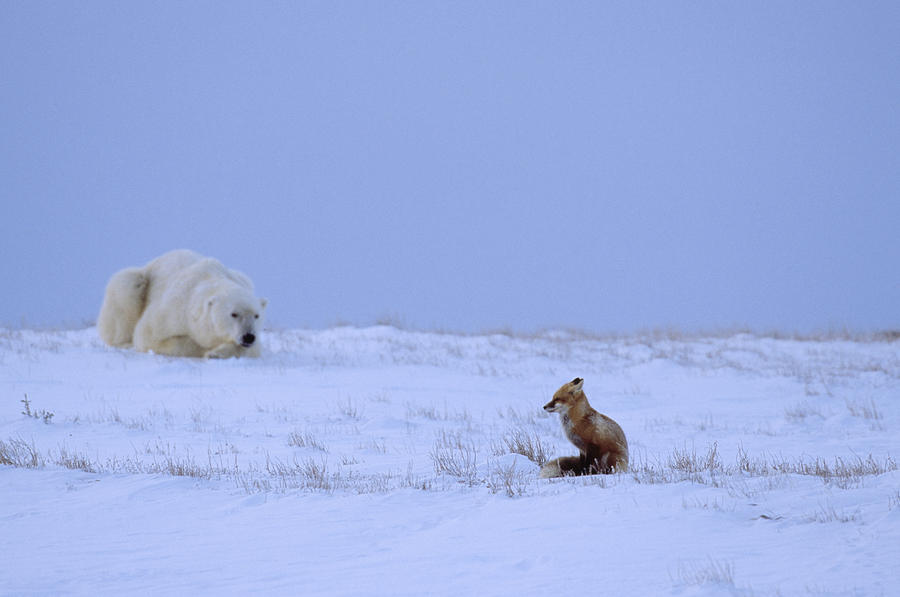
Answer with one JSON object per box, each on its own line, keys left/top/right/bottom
{"left": 2, "top": 2, "right": 898, "bottom": 334}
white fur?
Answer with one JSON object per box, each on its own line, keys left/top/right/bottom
{"left": 538, "top": 461, "right": 563, "bottom": 479}
{"left": 97, "top": 250, "right": 267, "bottom": 358}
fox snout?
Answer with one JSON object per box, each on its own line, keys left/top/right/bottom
{"left": 543, "top": 399, "right": 560, "bottom": 413}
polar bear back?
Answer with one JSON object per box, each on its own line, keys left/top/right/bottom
{"left": 144, "top": 250, "right": 253, "bottom": 302}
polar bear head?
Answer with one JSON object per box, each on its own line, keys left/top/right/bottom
{"left": 208, "top": 291, "right": 268, "bottom": 349}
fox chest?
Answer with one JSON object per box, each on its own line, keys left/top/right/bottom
{"left": 560, "top": 414, "right": 589, "bottom": 452}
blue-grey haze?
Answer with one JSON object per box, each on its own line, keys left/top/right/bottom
{"left": 2, "top": 2, "right": 898, "bottom": 333}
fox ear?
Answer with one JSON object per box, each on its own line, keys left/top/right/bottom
{"left": 570, "top": 377, "right": 584, "bottom": 392}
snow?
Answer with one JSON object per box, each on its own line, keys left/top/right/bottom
{"left": 1, "top": 326, "right": 898, "bottom": 596}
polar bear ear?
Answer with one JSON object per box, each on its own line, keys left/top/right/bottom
{"left": 192, "top": 297, "right": 215, "bottom": 322}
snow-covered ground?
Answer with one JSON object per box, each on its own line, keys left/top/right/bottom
{"left": 1, "top": 326, "right": 898, "bottom": 596}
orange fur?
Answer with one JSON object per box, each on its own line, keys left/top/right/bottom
{"left": 541, "top": 377, "right": 629, "bottom": 477}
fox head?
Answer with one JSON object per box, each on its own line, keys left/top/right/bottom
{"left": 543, "top": 377, "right": 585, "bottom": 413}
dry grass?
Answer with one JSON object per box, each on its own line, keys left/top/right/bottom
{"left": 55, "top": 445, "right": 98, "bottom": 473}
{"left": 20, "top": 395, "right": 54, "bottom": 424}
{"left": 3, "top": 429, "right": 895, "bottom": 504}
{"left": 846, "top": 398, "right": 884, "bottom": 422}
{"left": 784, "top": 401, "right": 825, "bottom": 423}
{"left": 669, "top": 441, "right": 723, "bottom": 474}
{"left": 429, "top": 430, "right": 479, "bottom": 485}
{"left": 890, "top": 491, "right": 900, "bottom": 511}
{"left": 486, "top": 460, "right": 531, "bottom": 497}
{"left": 336, "top": 397, "right": 361, "bottom": 420}
{"left": 0, "top": 437, "right": 43, "bottom": 468}
{"left": 288, "top": 429, "right": 328, "bottom": 452}
{"left": 628, "top": 443, "right": 896, "bottom": 491}
{"left": 492, "top": 428, "right": 551, "bottom": 467}
{"left": 807, "top": 502, "right": 861, "bottom": 524}
{"left": 406, "top": 401, "right": 473, "bottom": 424}
{"left": 673, "top": 557, "right": 736, "bottom": 588}
{"left": 495, "top": 406, "right": 547, "bottom": 426}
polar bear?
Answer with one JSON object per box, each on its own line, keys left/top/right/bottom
{"left": 97, "top": 249, "right": 267, "bottom": 358}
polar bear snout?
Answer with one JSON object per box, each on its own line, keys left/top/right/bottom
{"left": 240, "top": 333, "right": 256, "bottom": 347}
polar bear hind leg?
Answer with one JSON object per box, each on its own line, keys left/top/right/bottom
{"left": 97, "top": 267, "right": 149, "bottom": 347}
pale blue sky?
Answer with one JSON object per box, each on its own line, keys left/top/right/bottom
{"left": 2, "top": 2, "right": 898, "bottom": 333}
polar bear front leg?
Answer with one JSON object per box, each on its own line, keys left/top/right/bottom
{"left": 154, "top": 336, "right": 206, "bottom": 358}
{"left": 204, "top": 342, "right": 242, "bottom": 359}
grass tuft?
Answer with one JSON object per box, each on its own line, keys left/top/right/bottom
{"left": 429, "top": 430, "right": 478, "bottom": 485}
{"left": 673, "top": 558, "right": 735, "bottom": 588}
{"left": 0, "top": 437, "right": 43, "bottom": 468}
{"left": 493, "top": 428, "right": 550, "bottom": 467}
{"left": 20, "top": 395, "right": 54, "bottom": 424}
{"left": 287, "top": 430, "right": 328, "bottom": 452}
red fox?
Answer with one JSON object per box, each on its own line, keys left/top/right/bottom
{"left": 540, "top": 377, "right": 629, "bottom": 478}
